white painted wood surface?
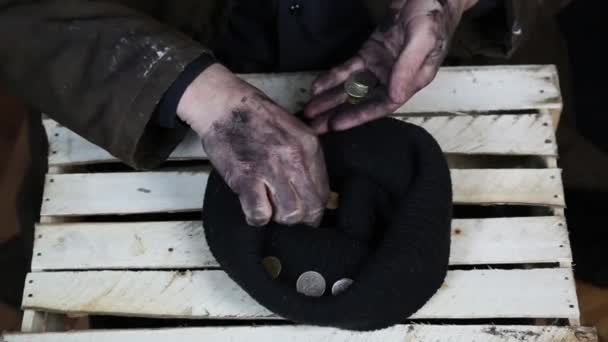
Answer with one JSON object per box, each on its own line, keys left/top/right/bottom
{"left": 2, "top": 325, "right": 598, "bottom": 342}
{"left": 451, "top": 169, "right": 564, "bottom": 206}
{"left": 448, "top": 216, "right": 571, "bottom": 265}
{"left": 20, "top": 311, "right": 64, "bottom": 333}
{"left": 22, "top": 269, "right": 578, "bottom": 320}
{"left": 45, "top": 113, "right": 557, "bottom": 166}
{"left": 41, "top": 171, "right": 208, "bottom": 216}
{"left": 40, "top": 169, "right": 565, "bottom": 217}
{"left": 31, "top": 217, "right": 571, "bottom": 271}
{"left": 20, "top": 311, "right": 42, "bottom": 333}
{"left": 241, "top": 65, "right": 561, "bottom": 114}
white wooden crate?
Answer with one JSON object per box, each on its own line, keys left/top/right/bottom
{"left": 2, "top": 65, "right": 599, "bottom": 342}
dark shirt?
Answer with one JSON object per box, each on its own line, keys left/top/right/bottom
{"left": 212, "top": 0, "right": 374, "bottom": 73}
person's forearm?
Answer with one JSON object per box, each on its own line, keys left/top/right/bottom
{"left": 0, "top": 0, "right": 207, "bottom": 168}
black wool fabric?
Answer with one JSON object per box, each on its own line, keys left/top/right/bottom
{"left": 202, "top": 118, "right": 453, "bottom": 330}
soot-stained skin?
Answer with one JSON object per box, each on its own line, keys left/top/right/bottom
{"left": 304, "top": 0, "right": 473, "bottom": 134}
{"left": 177, "top": 64, "right": 330, "bottom": 227}
{"left": 202, "top": 92, "right": 330, "bottom": 227}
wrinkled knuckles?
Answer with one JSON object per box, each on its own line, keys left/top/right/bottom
{"left": 273, "top": 144, "right": 304, "bottom": 164}
{"left": 276, "top": 208, "right": 305, "bottom": 226}
{"left": 224, "top": 171, "right": 241, "bottom": 192}
{"left": 429, "top": 37, "right": 447, "bottom": 60}
{"left": 299, "top": 134, "right": 321, "bottom": 155}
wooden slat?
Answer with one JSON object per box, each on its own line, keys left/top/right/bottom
{"left": 20, "top": 311, "right": 64, "bottom": 333}
{"left": 22, "top": 269, "right": 578, "bottom": 320}
{"left": 449, "top": 217, "right": 571, "bottom": 266}
{"left": 46, "top": 113, "right": 557, "bottom": 166}
{"left": 406, "top": 113, "right": 556, "bottom": 155}
{"left": 2, "top": 325, "right": 598, "bottom": 342}
{"left": 41, "top": 171, "right": 207, "bottom": 216}
{"left": 40, "top": 169, "right": 565, "bottom": 217}
{"left": 451, "top": 169, "right": 564, "bottom": 206}
{"left": 243, "top": 65, "right": 561, "bottom": 113}
{"left": 31, "top": 217, "right": 571, "bottom": 271}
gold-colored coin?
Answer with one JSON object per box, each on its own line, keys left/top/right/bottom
{"left": 326, "top": 191, "right": 339, "bottom": 210}
{"left": 344, "top": 70, "right": 378, "bottom": 101}
{"left": 262, "top": 256, "right": 282, "bottom": 279}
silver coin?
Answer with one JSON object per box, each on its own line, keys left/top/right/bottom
{"left": 261, "top": 256, "right": 282, "bottom": 279}
{"left": 331, "top": 278, "right": 354, "bottom": 296}
{"left": 296, "top": 271, "right": 326, "bottom": 297}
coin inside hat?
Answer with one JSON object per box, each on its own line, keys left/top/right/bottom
{"left": 331, "top": 278, "right": 354, "bottom": 296}
{"left": 296, "top": 271, "right": 326, "bottom": 297}
{"left": 261, "top": 256, "right": 282, "bottom": 279}
{"left": 326, "top": 191, "right": 339, "bottom": 210}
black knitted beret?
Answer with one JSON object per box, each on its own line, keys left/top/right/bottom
{"left": 202, "top": 117, "right": 452, "bottom": 330}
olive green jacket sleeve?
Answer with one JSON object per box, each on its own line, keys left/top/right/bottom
{"left": 0, "top": 0, "right": 212, "bottom": 169}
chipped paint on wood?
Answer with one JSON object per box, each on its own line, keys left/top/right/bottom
{"left": 2, "top": 325, "right": 598, "bottom": 342}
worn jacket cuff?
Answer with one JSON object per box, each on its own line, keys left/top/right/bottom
{"left": 124, "top": 44, "right": 209, "bottom": 170}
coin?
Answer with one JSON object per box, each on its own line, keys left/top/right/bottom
{"left": 326, "top": 191, "right": 339, "bottom": 210}
{"left": 261, "top": 256, "right": 282, "bottom": 279}
{"left": 344, "top": 70, "right": 378, "bottom": 100}
{"left": 296, "top": 271, "right": 326, "bottom": 297}
{"left": 331, "top": 278, "right": 354, "bottom": 296}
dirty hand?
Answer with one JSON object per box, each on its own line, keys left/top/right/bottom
{"left": 304, "top": 0, "right": 478, "bottom": 133}
{"left": 177, "top": 64, "right": 330, "bottom": 227}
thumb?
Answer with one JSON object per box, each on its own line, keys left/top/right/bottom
{"left": 389, "top": 24, "right": 437, "bottom": 104}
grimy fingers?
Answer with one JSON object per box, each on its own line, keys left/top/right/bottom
{"left": 304, "top": 85, "right": 349, "bottom": 119}
{"left": 311, "top": 89, "right": 394, "bottom": 134}
{"left": 389, "top": 19, "right": 439, "bottom": 104}
{"left": 238, "top": 180, "right": 273, "bottom": 227}
{"left": 300, "top": 151, "right": 330, "bottom": 227}
{"left": 267, "top": 177, "right": 304, "bottom": 226}
{"left": 311, "top": 57, "right": 365, "bottom": 96}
